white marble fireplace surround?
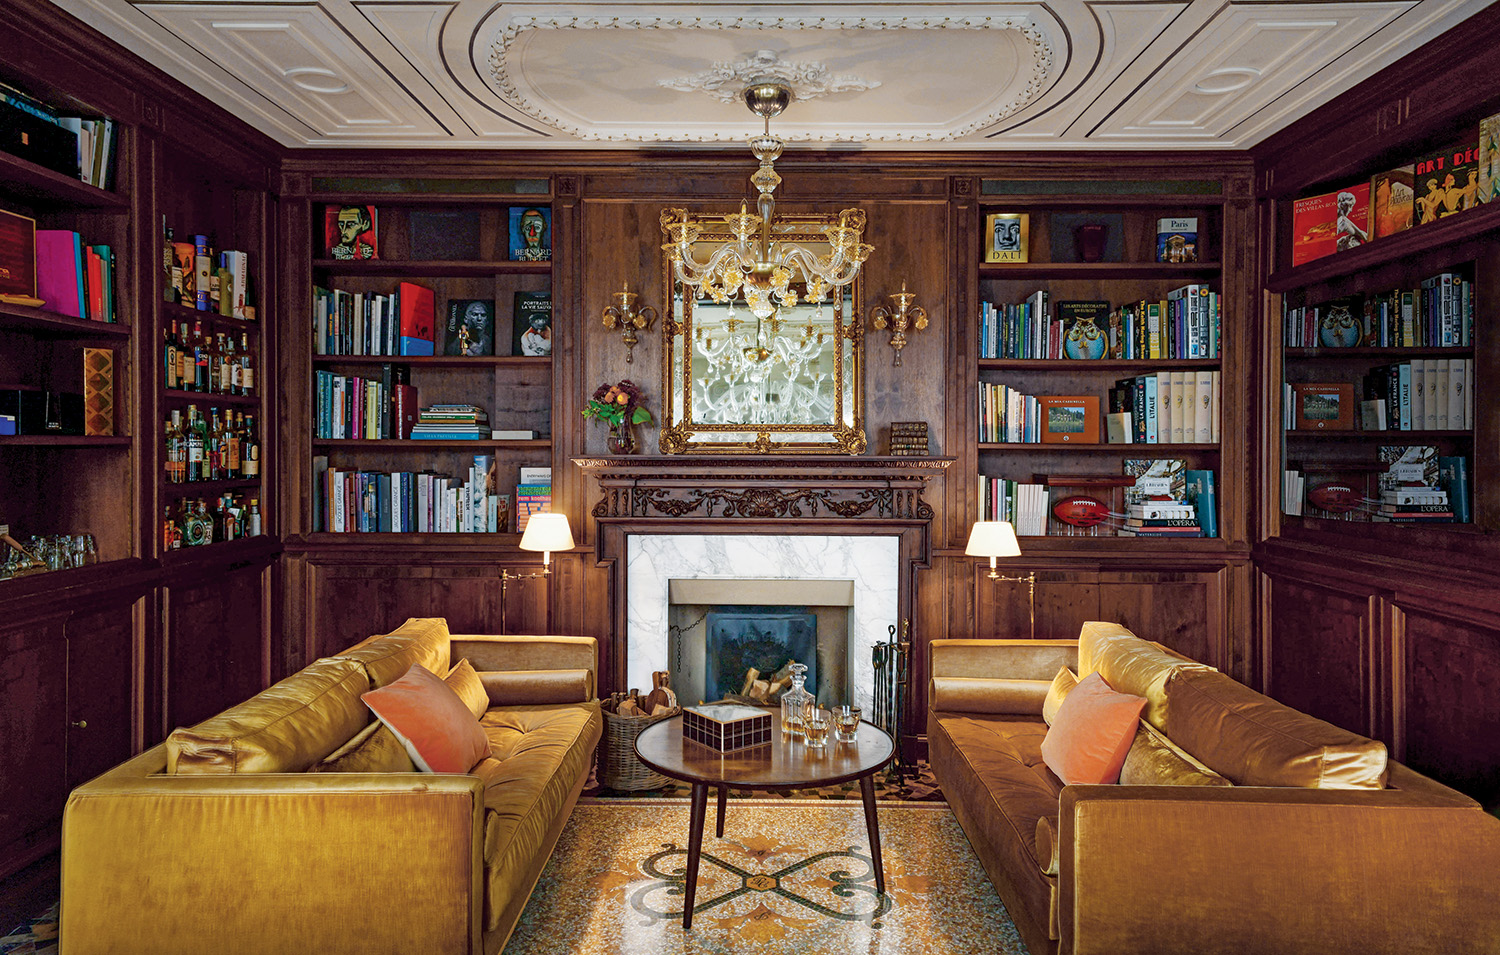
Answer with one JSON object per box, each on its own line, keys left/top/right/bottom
{"left": 627, "top": 534, "right": 900, "bottom": 714}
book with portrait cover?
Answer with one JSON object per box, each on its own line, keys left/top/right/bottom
{"left": 444, "top": 298, "right": 495, "bottom": 356}
{"left": 512, "top": 291, "right": 552, "bottom": 357}
{"left": 1370, "top": 165, "right": 1414, "bottom": 238}
{"left": 323, "top": 204, "right": 378, "bottom": 260}
{"left": 508, "top": 207, "right": 552, "bottom": 261}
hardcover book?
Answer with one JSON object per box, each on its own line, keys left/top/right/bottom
{"left": 1124, "top": 458, "right": 1186, "bottom": 505}
{"left": 1414, "top": 138, "right": 1480, "bottom": 224}
{"left": 1370, "top": 165, "right": 1414, "bottom": 238}
{"left": 1057, "top": 301, "right": 1111, "bottom": 360}
{"left": 0, "top": 208, "right": 38, "bottom": 303}
{"left": 508, "top": 207, "right": 552, "bottom": 261}
{"left": 397, "top": 281, "right": 435, "bottom": 356}
{"left": 1290, "top": 190, "right": 1339, "bottom": 266}
{"left": 984, "top": 213, "right": 1029, "bottom": 263}
{"left": 324, "top": 204, "right": 378, "bottom": 260}
{"left": 444, "top": 298, "right": 495, "bottom": 356}
{"left": 1480, "top": 112, "right": 1500, "bottom": 205}
{"left": 1379, "top": 445, "right": 1439, "bottom": 492}
{"left": 513, "top": 291, "right": 552, "bottom": 356}
{"left": 1156, "top": 217, "right": 1199, "bottom": 263}
{"left": 1333, "top": 182, "right": 1371, "bottom": 253}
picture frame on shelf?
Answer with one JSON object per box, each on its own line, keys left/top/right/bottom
{"left": 1292, "top": 382, "right": 1355, "bottom": 431}
{"left": 1038, "top": 395, "right": 1100, "bottom": 444}
{"left": 0, "top": 208, "right": 40, "bottom": 305}
{"left": 984, "top": 213, "right": 1028, "bottom": 263}
{"left": 324, "top": 204, "right": 378, "bottom": 260}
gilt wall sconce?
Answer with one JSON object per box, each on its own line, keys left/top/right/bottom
{"left": 868, "top": 282, "right": 927, "bottom": 366}
{"left": 601, "top": 284, "right": 658, "bottom": 364}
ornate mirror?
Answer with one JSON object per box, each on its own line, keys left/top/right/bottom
{"left": 658, "top": 208, "right": 867, "bottom": 454}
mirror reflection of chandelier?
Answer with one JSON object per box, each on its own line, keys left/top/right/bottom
{"left": 661, "top": 79, "right": 874, "bottom": 321}
{"left": 689, "top": 298, "right": 842, "bottom": 426}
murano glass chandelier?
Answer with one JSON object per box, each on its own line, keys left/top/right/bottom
{"left": 661, "top": 80, "right": 873, "bottom": 321}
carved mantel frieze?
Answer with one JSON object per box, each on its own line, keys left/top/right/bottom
{"left": 574, "top": 456, "right": 952, "bottom": 524}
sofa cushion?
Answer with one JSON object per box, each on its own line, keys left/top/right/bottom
{"left": 1118, "top": 719, "right": 1232, "bottom": 787}
{"left": 1041, "top": 672, "right": 1147, "bottom": 784}
{"left": 337, "top": 617, "right": 451, "bottom": 688}
{"left": 1164, "top": 669, "right": 1389, "bottom": 789}
{"left": 308, "top": 719, "right": 416, "bottom": 774}
{"left": 475, "top": 702, "right": 602, "bottom": 933}
{"left": 480, "top": 669, "right": 594, "bottom": 706}
{"left": 448, "top": 659, "right": 490, "bottom": 719}
{"left": 1078, "top": 621, "right": 1214, "bottom": 731}
{"left": 363, "top": 664, "right": 491, "bottom": 773}
{"left": 166, "top": 656, "right": 372, "bottom": 774}
{"left": 1035, "top": 816, "right": 1059, "bottom": 877}
{"left": 1042, "top": 667, "right": 1079, "bottom": 726}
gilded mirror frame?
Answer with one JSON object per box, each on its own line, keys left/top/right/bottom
{"left": 658, "top": 207, "right": 867, "bottom": 454}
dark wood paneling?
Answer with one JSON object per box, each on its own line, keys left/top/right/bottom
{"left": 1263, "top": 574, "right": 1375, "bottom": 738}
{"left": 63, "top": 601, "right": 136, "bottom": 789}
{"left": 1402, "top": 610, "right": 1500, "bottom": 806}
{"left": 0, "top": 617, "right": 68, "bottom": 851}
{"left": 163, "top": 562, "right": 267, "bottom": 730}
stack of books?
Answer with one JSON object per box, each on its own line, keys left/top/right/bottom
{"left": 410, "top": 404, "right": 488, "bottom": 440}
{"left": 888, "top": 421, "right": 929, "bottom": 456}
{"left": 1373, "top": 486, "right": 1451, "bottom": 523}
{"left": 1116, "top": 500, "right": 1203, "bottom": 537}
{"left": 515, "top": 466, "right": 551, "bottom": 533}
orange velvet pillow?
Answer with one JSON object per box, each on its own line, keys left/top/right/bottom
{"left": 362, "top": 664, "right": 491, "bottom": 774}
{"left": 1039, "top": 671, "right": 1147, "bottom": 785}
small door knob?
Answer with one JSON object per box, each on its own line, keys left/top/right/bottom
{"left": 71, "top": 720, "right": 87, "bottom": 729}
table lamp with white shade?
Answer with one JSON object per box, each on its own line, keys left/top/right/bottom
{"left": 965, "top": 520, "right": 1037, "bottom": 639}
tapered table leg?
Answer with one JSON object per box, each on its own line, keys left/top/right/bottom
{"left": 716, "top": 784, "right": 728, "bottom": 838}
{"left": 684, "top": 781, "right": 708, "bottom": 930}
{"left": 859, "top": 773, "right": 885, "bottom": 894}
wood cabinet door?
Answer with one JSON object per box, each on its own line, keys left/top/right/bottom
{"left": 0, "top": 616, "right": 67, "bottom": 850}
{"left": 164, "top": 562, "right": 267, "bottom": 731}
{"left": 64, "top": 601, "right": 136, "bottom": 790}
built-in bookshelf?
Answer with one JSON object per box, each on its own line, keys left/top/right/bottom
{"left": 304, "top": 188, "right": 554, "bottom": 538}
{"left": 972, "top": 185, "right": 1233, "bottom": 543}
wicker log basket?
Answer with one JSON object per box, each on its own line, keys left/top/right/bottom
{"left": 596, "top": 671, "right": 681, "bottom": 791}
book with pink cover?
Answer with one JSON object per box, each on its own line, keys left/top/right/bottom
{"left": 34, "top": 229, "right": 84, "bottom": 318}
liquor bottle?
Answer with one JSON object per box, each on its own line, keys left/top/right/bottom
{"left": 162, "top": 217, "right": 176, "bottom": 303}
{"left": 164, "top": 326, "right": 179, "bottom": 390}
{"left": 185, "top": 406, "right": 204, "bottom": 482}
{"left": 239, "top": 332, "right": 253, "bottom": 397}
{"left": 182, "top": 500, "right": 210, "bottom": 547}
{"left": 226, "top": 335, "right": 241, "bottom": 395}
{"left": 780, "top": 662, "right": 813, "bottom": 738}
{"left": 224, "top": 411, "right": 242, "bottom": 477}
{"left": 165, "top": 410, "right": 184, "bottom": 484}
{"left": 164, "top": 505, "right": 180, "bottom": 550}
{"left": 242, "top": 414, "right": 260, "bottom": 480}
{"left": 217, "top": 333, "right": 234, "bottom": 395}
{"left": 192, "top": 322, "right": 209, "bottom": 392}
{"left": 247, "top": 498, "right": 262, "bottom": 537}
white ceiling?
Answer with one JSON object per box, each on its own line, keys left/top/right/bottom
{"left": 47, "top": 0, "right": 1490, "bottom": 150}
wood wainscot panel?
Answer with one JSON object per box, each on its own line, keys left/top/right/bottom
{"left": 0, "top": 613, "right": 67, "bottom": 878}
{"left": 971, "top": 563, "right": 1101, "bottom": 642}
{"left": 1098, "top": 569, "right": 1228, "bottom": 673}
{"left": 1400, "top": 608, "right": 1500, "bottom": 808}
{"left": 1262, "top": 571, "right": 1377, "bottom": 740}
{"left": 163, "top": 561, "right": 269, "bottom": 731}
{"left": 63, "top": 600, "right": 136, "bottom": 790}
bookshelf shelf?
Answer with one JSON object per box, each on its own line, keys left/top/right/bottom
{"left": 977, "top": 442, "right": 1220, "bottom": 452}
{"left": 312, "top": 438, "right": 551, "bottom": 449}
{"left": 0, "top": 148, "right": 130, "bottom": 211}
{"left": 978, "top": 262, "right": 1221, "bottom": 280}
{"left": 979, "top": 358, "right": 1219, "bottom": 371}
{"left": 163, "top": 478, "right": 263, "bottom": 495}
{"left": 162, "top": 389, "right": 259, "bottom": 406}
{"left": 1284, "top": 430, "right": 1471, "bottom": 440}
{"left": 312, "top": 259, "right": 551, "bottom": 278}
{"left": 311, "top": 355, "right": 550, "bottom": 369}
{"left": 1284, "top": 346, "right": 1472, "bottom": 359}
{"left": 0, "top": 435, "right": 131, "bottom": 447}
{"left": 0, "top": 302, "right": 131, "bottom": 338}
{"left": 161, "top": 300, "right": 259, "bottom": 329}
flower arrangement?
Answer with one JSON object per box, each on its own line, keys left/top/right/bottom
{"left": 582, "top": 379, "right": 653, "bottom": 429}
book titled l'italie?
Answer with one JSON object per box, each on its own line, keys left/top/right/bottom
{"left": 1480, "top": 112, "right": 1500, "bottom": 205}
{"left": 1156, "top": 218, "right": 1198, "bottom": 263}
{"left": 1370, "top": 165, "right": 1415, "bottom": 238}
{"left": 397, "top": 281, "right": 435, "bottom": 356}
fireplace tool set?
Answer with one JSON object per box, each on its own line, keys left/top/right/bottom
{"left": 872, "top": 621, "right": 912, "bottom": 780}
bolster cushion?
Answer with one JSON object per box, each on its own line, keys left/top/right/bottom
{"left": 1078, "top": 621, "right": 1214, "bottom": 732}
{"left": 1163, "top": 669, "right": 1389, "bottom": 789}
{"left": 480, "top": 669, "right": 594, "bottom": 706}
{"left": 167, "top": 657, "right": 372, "bottom": 774}
{"left": 930, "top": 677, "right": 1051, "bottom": 715}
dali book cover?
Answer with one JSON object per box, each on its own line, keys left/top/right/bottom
{"left": 444, "top": 298, "right": 495, "bottom": 356}
{"left": 324, "top": 204, "right": 378, "bottom": 260}
{"left": 508, "top": 206, "right": 552, "bottom": 261}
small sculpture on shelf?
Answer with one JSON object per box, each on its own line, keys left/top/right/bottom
{"left": 583, "top": 379, "right": 654, "bottom": 455}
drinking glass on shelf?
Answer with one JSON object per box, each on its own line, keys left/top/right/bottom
{"left": 79, "top": 534, "right": 98, "bottom": 565}
{"left": 835, "top": 704, "right": 861, "bottom": 743}
{"left": 804, "top": 706, "right": 830, "bottom": 747}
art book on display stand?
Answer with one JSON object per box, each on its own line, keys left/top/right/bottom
{"left": 513, "top": 291, "right": 552, "bottom": 356}
{"left": 444, "top": 299, "right": 495, "bottom": 356}
{"left": 508, "top": 207, "right": 552, "bottom": 261}
{"left": 324, "top": 204, "right": 378, "bottom": 260}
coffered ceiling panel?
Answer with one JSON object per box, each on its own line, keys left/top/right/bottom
{"left": 44, "top": 0, "right": 1494, "bottom": 150}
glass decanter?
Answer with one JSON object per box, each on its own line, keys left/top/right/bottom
{"left": 780, "top": 661, "right": 813, "bottom": 738}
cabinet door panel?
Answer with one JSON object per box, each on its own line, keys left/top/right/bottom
{"left": 64, "top": 601, "right": 136, "bottom": 790}
{"left": 0, "top": 620, "right": 68, "bottom": 843}
{"left": 973, "top": 566, "right": 1100, "bottom": 641}
{"left": 1403, "top": 610, "right": 1500, "bottom": 806}
{"left": 1265, "top": 575, "right": 1373, "bottom": 738}
{"left": 165, "top": 564, "right": 266, "bottom": 730}
{"left": 1097, "top": 571, "right": 1223, "bottom": 669}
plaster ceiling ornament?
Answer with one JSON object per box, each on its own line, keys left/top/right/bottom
{"left": 657, "top": 49, "right": 880, "bottom": 105}
{"left": 483, "top": 12, "right": 1057, "bottom": 142}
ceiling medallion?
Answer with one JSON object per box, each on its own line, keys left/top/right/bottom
{"left": 658, "top": 49, "right": 879, "bottom": 104}
{"left": 484, "top": 14, "right": 1055, "bottom": 143}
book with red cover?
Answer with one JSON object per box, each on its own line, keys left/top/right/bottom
{"left": 34, "top": 229, "right": 84, "bottom": 318}
{"left": 84, "top": 246, "right": 104, "bottom": 321}
{"left": 1370, "top": 165, "right": 1414, "bottom": 238}
{"left": 397, "top": 281, "right": 435, "bottom": 356}
{"left": 392, "top": 383, "right": 418, "bottom": 439}
{"left": 1290, "top": 190, "right": 1338, "bottom": 267}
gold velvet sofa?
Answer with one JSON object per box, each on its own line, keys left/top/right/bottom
{"left": 928, "top": 621, "right": 1500, "bottom": 955}
{"left": 59, "top": 617, "right": 602, "bottom": 955}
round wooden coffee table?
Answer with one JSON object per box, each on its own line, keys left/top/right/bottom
{"left": 634, "top": 710, "right": 895, "bottom": 930}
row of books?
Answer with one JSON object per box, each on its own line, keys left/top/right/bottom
{"left": 1124, "top": 461, "right": 1218, "bottom": 538}
{"left": 0, "top": 80, "right": 116, "bottom": 188}
{"left": 981, "top": 463, "right": 1218, "bottom": 538}
{"left": 313, "top": 282, "right": 435, "bottom": 357}
{"left": 411, "top": 403, "right": 488, "bottom": 441}
{"left": 976, "top": 478, "right": 1047, "bottom": 535}
{"left": 314, "top": 369, "right": 416, "bottom": 440}
{"left": 1286, "top": 450, "right": 1470, "bottom": 523}
{"left": 312, "top": 455, "right": 507, "bottom": 533}
{"left": 36, "top": 230, "right": 116, "bottom": 323}
{"left": 979, "top": 288, "right": 1221, "bottom": 361}
{"left": 167, "top": 232, "right": 253, "bottom": 319}
{"left": 1291, "top": 112, "right": 1498, "bottom": 266}
{"left": 1283, "top": 273, "right": 1474, "bottom": 348}
{"left": 1361, "top": 359, "right": 1473, "bottom": 432}
{"left": 1109, "top": 372, "right": 1221, "bottom": 445}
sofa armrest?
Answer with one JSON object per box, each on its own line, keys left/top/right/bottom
{"left": 450, "top": 634, "right": 598, "bottom": 701}
{"left": 61, "top": 746, "right": 485, "bottom": 955}
{"left": 928, "top": 639, "right": 1077, "bottom": 716}
{"left": 1058, "top": 784, "right": 1500, "bottom": 955}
